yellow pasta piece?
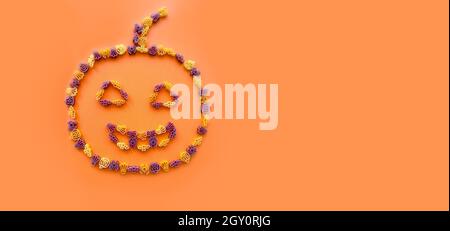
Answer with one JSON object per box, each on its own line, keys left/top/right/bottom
{"left": 155, "top": 125, "right": 166, "bottom": 135}
{"left": 140, "top": 164, "right": 149, "bottom": 175}
{"left": 99, "top": 48, "right": 110, "bottom": 58}
{"left": 142, "top": 17, "right": 153, "bottom": 27}
{"left": 157, "top": 45, "right": 166, "bottom": 56}
{"left": 136, "top": 46, "right": 148, "bottom": 53}
{"left": 73, "top": 70, "right": 84, "bottom": 80}
{"left": 137, "top": 132, "right": 147, "bottom": 140}
{"left": 163, "top": 101, "right": 176, "bottom": 108}
{"left": 137, "top": 144, "right": 151, "bottom": 152}
{"left": 68, "top": 106, "right": 76, "bottom": 119}
{"left": 179, "top": 151, "right": 190, "bottom": 163}
{"left": 164, "top": 47, "right": 176, "bottom": 56}
{"left": 141, "top": 26, "right": 150, "bottom": 36}
{"left": 192, "top": 136, "right": 203, "bottom": 146}
{"left": 117, "top": 142, "right": 129, "bottom": 150}
{"left": 116, "top": 124, "right": 127, "bottom": 134}
{"left": 110, "top": 80, "right": 121, "bottom": 89}
{"left": 83, "top": 144, "right": 93, "bottom": 157}
{"left": 115, "top": 44, "right": 127, "bottom": 55}
{"left": 111, "top": 99, "right": 126, "bottom": 106}
{"left": 201, "top": 96, "right": 208, "bottom": 103}
{"left": 138, "top": 37, "right": 147, "bottom": 47}
{"left": 95, "top": 89, "right": 104, "bottom": 101}
{"left": 99, "top": 157, "right": 110, "bottom": 169}
{"left": 158, "top": 7, "right": 168, "bottom": 17}
{"left": 193, "top": 76, "right": 202, "bottom": 88}
{"left": 149, "top": 92, "right": 158, "bottom": 102}
{"left": 87, "top": 54, "right": 95, "bottom": 67}
{"left": 201, "top": 116, "right": 209, "bottom": 127}
{"left": 160, "top": 160, "right": 169, "bottom": 172}
{"left": 163, "top": 81, "right": 173, "bottom": 89}
{"left": 119, "top": 162, "right": 128, "bottom": 175}
{"left": 158, "top": 138, "right": 170, "bottom": 147}
{"left": 66, "top": 87, "right": 77, "bottom": 97}
{"left": 183, "top": 60, "right": 195, "bottom": 70}
{"left": 70, "top": 129, "right": 81, "bottom": 141}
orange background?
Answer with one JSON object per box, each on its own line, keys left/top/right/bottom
{"left": 0, "top": 0, "right": 448, "bottom": 210}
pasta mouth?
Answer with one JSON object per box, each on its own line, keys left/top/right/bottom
{"left": 106, "top": 122, "right": 176, "bottom": 152}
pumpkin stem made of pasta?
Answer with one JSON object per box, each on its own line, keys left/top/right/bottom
{"left": 133, "top": 7, "right": 168, "bottom": 49}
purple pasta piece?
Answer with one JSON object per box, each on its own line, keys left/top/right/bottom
{"left": 175, "top": 53, "right": 184, "bottom": 63}
{"left": 154, "top": 83, "right": 164, "bottom": 92}
{"left": 169, "top": 160, "right": 181, "bottom": 168}
{"left": 168, "top": 130, "right": 176, "bottom": 139}
{"left": 186, "top": 145, "right": 197, "bottom": 155}
{"left": 93, "top": 51, "right": 102, "bottom": 61}
{"left": 99, "top": 99, "right": 112, "bottom": 106}
{"left": 127, "top": 45, "right": 137, "bottom": 55}
{"left": 151, "top": 102, "right": 162, "bottom": 109}
{"left": 147, "top": 130, "right": 156, "bottom": 137}
{"left": 197, "top": 126, "right": 207, "bottom": 135}
{"left": 166, "top": 122, "right": 175, "bottom": 131}
{"left": 127, "top": 165, "right": 140, "bottom": 173}
{"left": 201, "top": 103, "right": 210, "bottom": 114}
{"left": 134, "top": 23, "right": 142, "bottom": 33}
{"left": 134, "top": 23, "right": 143, "bottom": 34}
{"left": 151, "top": 13, "right": 160, "bottom": 22}
{"left": 109, "top": 160, "right": 120, "bottom": 171}
{"left": 65, "top": 96, "right": 75, "bottom": 106}
{"left": 70, "top": 78, "right": 80, "bottom": 88}
{"left": 101, "top": 80, "right": 110, "bottom": 89}
{"left": 129, "top": 137, "right": 137, "bottom": 148}
{"left": 110, "top": 48, "right": 118, "bottom": 58}
{"left": 200, "top": 88, "right": 208, "bottom": 96}
{"left": 79, "top": 63, "right": 89, "bottom": 73}
{"left": 91, "top": 155, "right": 100, "bottom": 166}
{"left": 148, "top": 45, "right": 157, "bottom": 56}
{"left": 106, "top": 123, "right": 116, "bottom": 132}
{"left": 149, "top": 136, "right": 157, "bottom": 147}
{"left": 68, "top": 120, "right": 77, "bottom": 131}
{"left": 109, "top": 133, "right": 119, "bottom": 143}
{"left": 126, "top": 130, "right": 137, "bottom": 137}
{"left": 133, "top": 34, "right": 139, "bottom": 45}
{"left": 190, "top": 68, "right": 200, "bottom": 76}
{"left": 150, "top": 162, "right": 161, "bottom": 174}
{"left": 120, "top": 90, "right": 128, "bottom": 100}
{"left": 74, "top": 139, "right": 85, "bottom": 149}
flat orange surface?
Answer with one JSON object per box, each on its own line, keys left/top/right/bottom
{"left": 0, "top": 0, "right": 448, "bottom": 210}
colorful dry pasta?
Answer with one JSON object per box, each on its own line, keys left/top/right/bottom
{"left": 64, "top": 7, "right": 209, "bottom": 175}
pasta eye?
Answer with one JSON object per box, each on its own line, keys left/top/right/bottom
{"left": 149, "top": 81, "right": 179, "bottom": 109}
{"left": 95, "top": 80, "right": 128, "bottom": 107}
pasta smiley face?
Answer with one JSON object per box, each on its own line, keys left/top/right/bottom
{"left": 64, "top": 7, "right": 209, "bottom": 175}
